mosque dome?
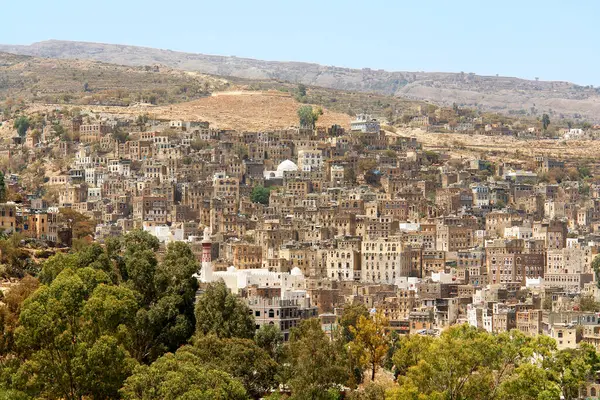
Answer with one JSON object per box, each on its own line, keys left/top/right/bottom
{"left": 290, "top": 267, "right": 303, "bottom": 276}
{"left": 276, "top": 159, "right": 298, "bottom": 172}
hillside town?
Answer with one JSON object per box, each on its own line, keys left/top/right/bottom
{"left": 2, "top": 103, "right": 600, "bottom": 357}
{"left": 4, "top": 0, "right": 600, "bottom": 397}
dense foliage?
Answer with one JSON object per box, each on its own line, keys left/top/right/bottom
{"left": 250, "top": 185, "right": 271, "bottom": 205}
{"left": 0, "top": 233, "right": 598, "bottom": 399}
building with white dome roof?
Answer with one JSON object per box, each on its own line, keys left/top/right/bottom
{"left": 263, "top": 159, "right": 299, "bottom": 180}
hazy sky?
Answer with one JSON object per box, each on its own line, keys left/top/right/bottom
{"left": 2, "top": 0, "right": 598, "bottom": 85}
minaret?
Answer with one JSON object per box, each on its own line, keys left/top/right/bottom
{"left": 201, "top": 227, "right": 213, "bottom": 282}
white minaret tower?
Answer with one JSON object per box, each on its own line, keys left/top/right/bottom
{"left": 200, "top": 227, "right": 213, "bottom": 282}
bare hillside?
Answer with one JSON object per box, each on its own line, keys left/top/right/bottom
{"left": 0, "top": 51, "right": 229, "bottom": 105}
{"left": 2, "top": 40, "right": 600, "bottom": 120}
{"left": 28, "top": 90, "right": 351, "bottom": 131}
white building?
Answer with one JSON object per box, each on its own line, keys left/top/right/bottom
{"left": 564, "top": 128, "right": 584, "bottom": 140}
{"left": 264, "top": 159, "right": 299, "bottom": 180}
{"left": 142, "top": 223, "right": 185, "bottom": 243}
{"left": 504, "top": 226, "right": 533, "bottom": 240}
{"left": 325, "top": 248, "right": 360, "bottom": 281}
{"left": 470, "top": 184, "right": 490, "bottom": 208}
{"left": 330, "top": 165, "right": 344, "bottom": 185}
{"left": 297, "top": 150, "right": 323, "bottom": 172}
{"left": 198, "top": 228, "right": 307, "bottom": 296}
{"left": 351, "top": 114, "right": 380, "bottom": 133}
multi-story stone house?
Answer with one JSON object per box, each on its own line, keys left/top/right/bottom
{"left": 0, "top": 203, "right": 17, "bottom": 233}
{"left": 457, "top": 249, "right": 486, "bottom": 286}
{"left": 79, "top": 123, "right": 111, "bottom": 143}
{"left": 133, "top": 195, "right": 168, "bottom": 226}
{"left": 361, "top": 238, "right": 412, "bottom": 284}
{"left": 325, "top": 246, "right": 361, "bottom": 281}
{"left": 485, "top": 211, "right": 522, "bottom": 238}
{"left": 545, "top": 247, "right": 594, "bottom": 292}
{"left": 533, "top": 220, "right": 567, "bottom": 249}
{"left": 436, "top": 224, "right": 474, "bottom": 253}
{"left": 246, "top": 297, "right": 318, "bottom": 341}
{"left": 213, "top": 173, "right": 239, "bottom": 201}
{"left": 229, "top": 242, "right": 263, "bottom": 270}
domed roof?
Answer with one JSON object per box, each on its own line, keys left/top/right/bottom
{"left": 277, "top": 159, "right": 298, "bottom": 172}
{"left": 290, "top": 267, "right": 303, "bottom": 276}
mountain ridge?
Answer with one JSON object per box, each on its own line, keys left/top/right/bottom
{"left": 2, "top": 40, "right": 600, "bottom": 120}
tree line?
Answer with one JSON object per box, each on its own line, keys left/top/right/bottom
{"left": 0, "top": 230, "right": 597, "bottom": 399}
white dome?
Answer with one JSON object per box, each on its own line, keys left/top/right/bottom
{"left": 227, "top": 266, "right": 237, "bottom": 272}
{"left": 277, "top": 159, "right": 298, "bottom": 172}
{"left": 290, "top": 267, "right": 303, "bottom": 276}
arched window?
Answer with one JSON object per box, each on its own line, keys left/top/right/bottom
{"left": 268, "top": 309, "right": 275, "bottom": 318}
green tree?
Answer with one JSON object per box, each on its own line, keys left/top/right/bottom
{"left": 0, "top": 233, "right": 31, "bottom": 278}
{"left": 344, "top": 167, "right": 356, "bottom": 184}
{"left": 297, "top": 83, "right": 307, "bottom": 97}
{"left": 285, "top": 319, "right": 348, "bottom": 399}
{"left": 36, "top": 233, "right": 199, "bottom": 365}
{"left": 577, "top": 294, "right": 600, "bottom": 312}
{"left": 191, "top": 138, "right": 210, "bottom": 151}
{"left": 396, "top": 325, "right": 518, "bottom": 400}
{"left": 347, "top": 383, "right": 386, "bottom": 400}
{"left": 593, "top": 255, "right": 600, "bottom": 284}
{"left": 545, "top": 344, "right": 599, "bottom": 400}
{"left": 0, "top": 172, "right": 6, "bottom": 202}
{"left": 190, "top": 335, "right": 278, "bottom": 397}
{"left": 349, "top": 312, "right": 389, "bottom": 381}
{"left": 542, "top": 113, "right": 551, "bottom": 131}
{"left": 254, "top": 324, "right": 284, "bottom": 361}
{"left": 390, "top": 325, "right": 591, "bottom": 400}
{"left": 14, "top": 268, "right": 137, "bottom": 400}
{"left": 297, "top": 105, "right": 323, "bottom": 129}
{"left": 0, "top": 389, "right": 29, "bottom": 400}
{"left": 145, "top": 241, "right": 199, "bottom": 353}
{"left": 234, "top": 143, "right": 248, "bottom": 160}
{"left": 339, "top": 302, "right": 369, "bottom": 342}
{"left": 13, "top": 116, "right": 30, "bottom": 138}
{"left": 118, "top": 234, "right": 198, "bottom": 362}
{"left": 111, "top": 127, "right": 129, "bottom": 143}
{"left": 250, "top": 185, "right": 271, "bottom": 205}
{"left": 120, "top": 349, "right": 247, "bottom": 400}
{"left": 52, "top": 123, "right": 67, "bottom": 140}
{"left": 195, "top": 280, "right": 255, "bottom": 339}
{"left": 338, "top": 302, "right": 370, "bottom": 387}
{"left": 0, "top": 276, "right": 39, "bottom": 356}
{"left": 364, "top": 171, "right": 379, "bottom": 186}
{"left": 392, "top": 334, "right": 434, "bottom": 377}
{"left": 58, "top": 208, "right": 97, "bottom": 239}
{"left": 498, "top": 363, "right": 561, "bottom": 400}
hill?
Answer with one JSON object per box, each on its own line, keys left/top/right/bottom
{"left": 28, "top": 90, "right": 351, "bottom": 131}
{"left": 0, "top": 51, "right": 229, "bottom": 106}
{"left": 0, "top": 51, "right": 427, "bottom": 125}
{"left": 2, "top": 40, "right": 600, "bottom": 120}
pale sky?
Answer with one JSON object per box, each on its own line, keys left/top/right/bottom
{"left": 2, "top": 0, "right": 599, "bottom": 85}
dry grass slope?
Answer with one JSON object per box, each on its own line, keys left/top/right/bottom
{"left": 29, "top": 90, "right": 351, "bottom": 131}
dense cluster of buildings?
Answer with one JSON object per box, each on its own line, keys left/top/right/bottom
{"left": 4, "top": 110, "right": 600, "bottom": 359}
